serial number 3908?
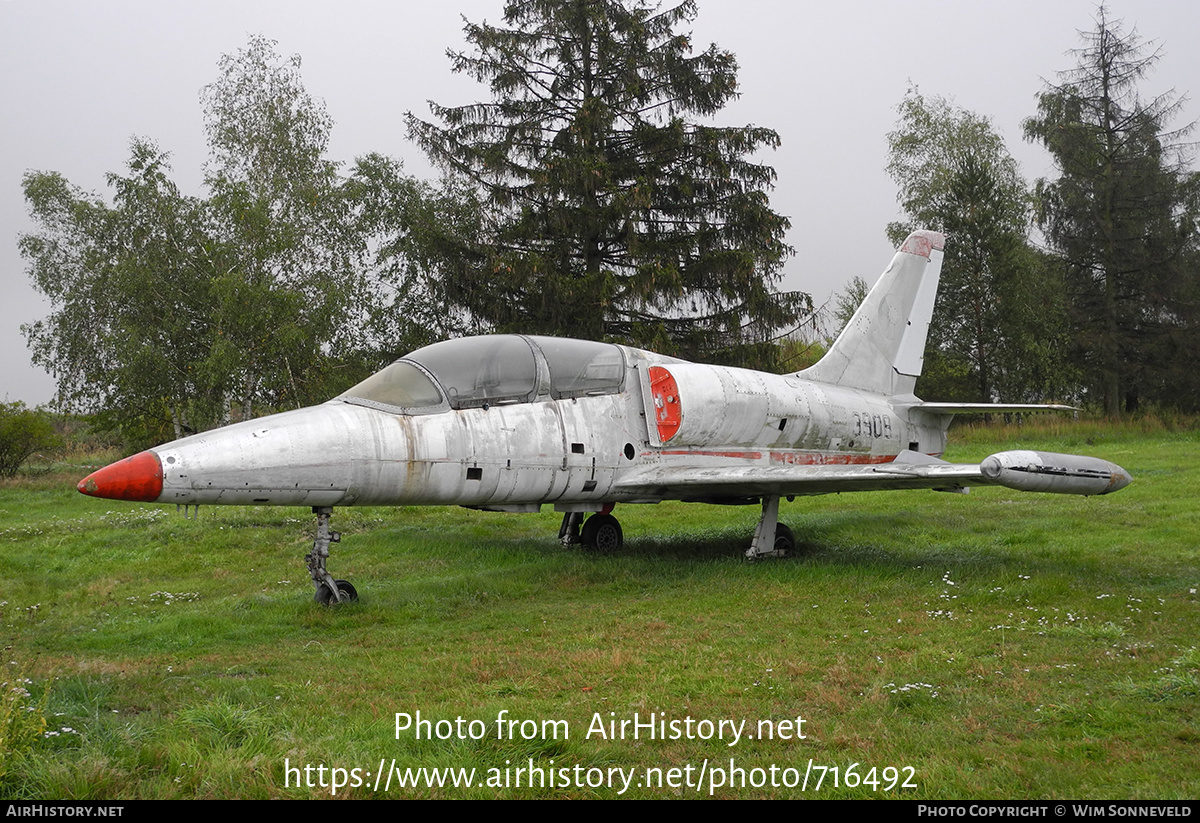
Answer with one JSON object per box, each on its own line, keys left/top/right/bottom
{"left": 852, "top": 411, "right": 893, "bottom": 440}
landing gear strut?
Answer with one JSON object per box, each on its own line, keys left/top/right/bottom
{"left": 559, "top": 512, "right": 584, "bottom": 546}
{"left": 745, "top": 496, "right": 796, "bottom": 560}
{"left": 306, "top": 506, "right": 358, "bottom": 605}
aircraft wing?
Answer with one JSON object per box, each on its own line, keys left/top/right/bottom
{"left": 612, "top": 450, "right": 1131, "bottom": 500}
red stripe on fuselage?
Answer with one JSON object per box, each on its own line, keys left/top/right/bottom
{"left": 769, "top": 452, "right": 897, "bottom": 466}
{"left": 652, "top": 450, "right": 899, "bottom": 464}
{"left": 660, "top": 450, "right": 763, "bottom": 459}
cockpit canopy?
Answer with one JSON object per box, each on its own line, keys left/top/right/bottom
{"left": 337, "top": 335, "right": 626, "bottom": 414}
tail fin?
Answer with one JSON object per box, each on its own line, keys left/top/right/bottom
{"left": 797, "top": 230, "right": 944, "bottom": 396}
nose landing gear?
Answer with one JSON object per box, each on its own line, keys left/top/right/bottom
{"left": 306, "top": 506, "right": 358, "bottom": 605}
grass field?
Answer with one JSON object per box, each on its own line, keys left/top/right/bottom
{"left": 2, "top": 420, "right": 1198, "bottom": 798}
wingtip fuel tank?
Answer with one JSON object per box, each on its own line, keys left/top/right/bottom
{"left": 980, "top": 450, "right": 1132, "bottom": 495}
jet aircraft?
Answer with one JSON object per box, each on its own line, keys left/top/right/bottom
{"left": 78, "top": 231, "right": 1132, "bottom": 604}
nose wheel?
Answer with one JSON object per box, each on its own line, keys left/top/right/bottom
{"left": 306, "top": 507, "right": 358, "bottom": 605}
{"left": 315, "top": 579, "right": 358, "bottom": 606}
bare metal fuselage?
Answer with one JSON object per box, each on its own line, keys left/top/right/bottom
{"left": 141, "top": 353, "right": 950, "bottom": 511}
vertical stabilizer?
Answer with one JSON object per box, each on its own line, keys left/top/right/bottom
{"left": 797, "top": 230, "right": 944, "bottom": 396}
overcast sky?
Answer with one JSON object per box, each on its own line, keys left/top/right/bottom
{"left": 3, "top": 0, "right": 1199, "bottom": 407}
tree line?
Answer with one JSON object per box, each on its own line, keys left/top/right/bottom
{"left": 20, "top": 2, "right": 1200, "bottom": 453}
{"left": 21, "top": 2, "right": 808, "bottom": 447}
{"left": 21, "top": 36, "right": 479, "bottom": 445}
{"left": 883, "top": 6, "right": 1200, "bottom": 416}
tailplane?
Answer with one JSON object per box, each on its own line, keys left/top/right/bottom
{"left": 797, "top": 230, "right": 944, "bottom": 396}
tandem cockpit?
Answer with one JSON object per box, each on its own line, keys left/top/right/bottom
{"left": 335, "top": 335, "right": 628, "bottom": 415}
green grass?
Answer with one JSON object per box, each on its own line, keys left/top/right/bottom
{"left": 1, "top": 422, "right": 1198, "bottom": 798}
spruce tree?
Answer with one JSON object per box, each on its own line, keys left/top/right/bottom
{"left": 1024, "top": 6, "right": 1199, "bottom": 416}
{"left": 406, "top": 0, "right": 807, "bottom": 366}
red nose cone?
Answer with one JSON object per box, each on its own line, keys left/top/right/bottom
{"left": 78, "top": 451, "right": 164, "bottom": 502}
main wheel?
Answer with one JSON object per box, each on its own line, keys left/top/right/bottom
{"left": 773, "top": 523, "right": 796, "bottom": 555}
{"left": 315, "top": 579, "right": 359, "bottom": 605}
{"left": 581, "top": 514, "right": 623, "bottom": 553}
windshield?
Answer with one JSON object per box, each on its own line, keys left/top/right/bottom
{"left": 337, "top": 361, "right": 443, "bottom": 412}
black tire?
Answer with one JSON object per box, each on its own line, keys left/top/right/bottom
{"left": 581, "top": 513, "right": 623, "bottom": 553}
{"left": 315, "top": 579, "right": 359, "bottom": 605}
{"left": 773, "top": 523, "right": 796, "bottom": 555}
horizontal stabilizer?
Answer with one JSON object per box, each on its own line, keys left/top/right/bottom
{"left": 915, "top": 403, "right": 1078, "bottom": 416}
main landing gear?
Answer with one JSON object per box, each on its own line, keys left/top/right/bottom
{"left": 306, "top": 506, "right": 358, "bottom": 605}
{"left": 561, "top": 500, "right": 793, "bottom": 559}
{"left": 745, "top": 495, "right": 796, "bottom": 560}
{"left": 559, "top": 510, "right": 624, "bottom": 553}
